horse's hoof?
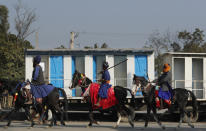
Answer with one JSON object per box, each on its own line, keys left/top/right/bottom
{"left": 61, "top": 122, "right": 66, "bottom": 126}
{"left": 113, "top": 125, "right": 118, "bottom": 128}
{"left": 162, "top": 126, "right": 166, "bottom": 130}
{"left": 86, "top": 125, "right": 91, "bottom": 128}
{"left": 190, "top": 125, "right": 194, "bottom": 128}
{"left": 28, "top": 127, "right": 33, "bottom": 129}
{"left": 96, "top": 121, "right": 100, "bottom": 125}
{"left": 4, "top": 126, "right": 8, "bottom": 129}
{"left": 140, "top": 127, "right": 145, "bottom": 130}
{"left": 46, "top": 125, "right": 52, "bottom": 129}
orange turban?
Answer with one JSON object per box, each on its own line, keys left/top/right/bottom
{"left": 163, "top": 63, "right": 170, "bottom": 72}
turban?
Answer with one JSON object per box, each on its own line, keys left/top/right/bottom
{"left": 163, "top": 63, "right": 170, "bottom": 73}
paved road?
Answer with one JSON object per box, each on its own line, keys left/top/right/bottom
{"left": 0, "top": 121, "right": 206, "bottom": 131}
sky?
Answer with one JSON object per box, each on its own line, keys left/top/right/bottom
{"left": 1, "top": 0, "right": 206, "bottom": 49}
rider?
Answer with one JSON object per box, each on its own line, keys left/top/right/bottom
{"left": 155, "top": 63, "right": 172, "bottom": 108}
{"left": 95, "top": 61, "right": 112, "bottom": 106}
{"left": 25, "top": 55, "right": 55, "bottom": 104}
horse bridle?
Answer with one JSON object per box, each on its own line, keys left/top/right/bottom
{"left": 72, "top": 73, "right": 89, "bottom": 89}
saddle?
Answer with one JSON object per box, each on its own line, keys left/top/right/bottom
{"left": 89, "top": 83, "right": 118, "bottom": 109}
{"left": 155, "top": 90, "right": 171, "bottom": 109}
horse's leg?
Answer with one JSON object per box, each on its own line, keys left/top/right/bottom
{"left": 144, "top": 105, "right": 151, "bottom": 128}
{"left": 177, "top": 108, "right": 184, "bottom": 128}
{"left": 185, "top": 110, "right": 194, "bottom": 128}
{"left": 49, "top": 107, "right": 56, "bottom": 127}
{"left": 88, "top": 101, "right": 98, "bottom": 127}
{"left": 127, "top": 106, "right": 135, "bottom": 128}
{"left": 177, "top": 104, "right": 194, "bottom": 128}
{"left": 114, "top": 106, "right": 121, "bottom": 128}
{"left": 151, "top": 105, "right": 165, "bottom": 129}
{"left": 6, "top": 108, "right": 19, "bottom": 127}
{"left": 54, "top": 105, "right": 65, "bottom": 126}
{"left": 24, "top": 107, "right": 35, "bottom": 127}
{"left": 121, "top": 105, "right": 134, "bottom": 128}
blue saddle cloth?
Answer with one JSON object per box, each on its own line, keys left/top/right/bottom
{"left": 158, "top": 87, "right": 172, "bottom": 100}
{"left": 30, "top": 84, "right": 55, "bottom": 98}
{"left": 98, "top": 83, "right": 112, "bottom": 99}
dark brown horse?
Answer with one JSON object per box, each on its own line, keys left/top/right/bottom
{"left": 1, "top": 82, "right": 68, "bottom": 127}
{"left": 70, "top": 70, "right": 135, "bottom": 128}
{"left": 132, "top": 74, "right": 198, "bottom": 129}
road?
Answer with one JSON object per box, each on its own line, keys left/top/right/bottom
{"left": 1, "top": 110, "right": 206, "bottom": 131}
{"left": 0, "top": 121, "right": 206, "bottom": 131}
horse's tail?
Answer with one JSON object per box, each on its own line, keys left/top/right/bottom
{"left": 57, "top": 88, "right": 68, "bottom": 111}
{"left": 125, "top": 88, "right": 135, "bottom": 108}
{"left": 187, "top": 90, "right": 198, "bottom": 118}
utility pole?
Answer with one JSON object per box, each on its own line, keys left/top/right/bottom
{"left": 70, "top": 32, "right": 74, "bottom": 49}
{"left": 35, "top": 32, "right": 39, "bottom": 49}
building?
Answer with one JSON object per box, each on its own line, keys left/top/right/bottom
{"left": 25, "top": 48, "right": 155, "bottom": 97}
{"left": 163, "top": 52, "right": 206, "bottom": 99}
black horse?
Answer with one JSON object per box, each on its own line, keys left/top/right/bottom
{"left": 132, "top": 74, "right": 198, "bottom": 129}
{"left": 70, "top": 70, "right": 135, "bottom": 128}
{"left": 1, "top": 82, "right": 68, "bottom": 127}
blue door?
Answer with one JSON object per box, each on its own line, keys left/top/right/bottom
{"left": 50, "top": 56, "right": 64, "bottom": 89}
{"left": 93, "top": 56, "right": 97, "bottom": 82}
{"left": 135, "top": 55, "right": 148, "bottom": 96}
{"left": 71, "top": 56, "right": 76, "bottom": 96}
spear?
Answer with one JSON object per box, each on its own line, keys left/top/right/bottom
{"left": 99, "top": 59, "right": 128, "bottom": 74}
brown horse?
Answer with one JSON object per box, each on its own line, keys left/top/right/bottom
{"left": 1, "top": 82, "right": 68, "bottom": 127}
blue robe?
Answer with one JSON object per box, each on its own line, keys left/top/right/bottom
{"left": 98, "top": 70, "right": 112, "bottom": 98}
{"left": 30, "top": 65, "right": 55, "bottom": 98}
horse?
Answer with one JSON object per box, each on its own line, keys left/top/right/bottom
{"left": 70, "top": 70, "right": 135, "bottom": 128}
{"left": 132, "top": 74, "right": 198, "bottom": 129}
{"left": 1, "top": 81, "right": 68, "bottom": 127}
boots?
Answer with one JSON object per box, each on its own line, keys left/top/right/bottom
{"left": 164, "top": 99, "right": 171, "bottom": 107}
{"left": 155, "top": 97, "right": 160, "bottom": 108}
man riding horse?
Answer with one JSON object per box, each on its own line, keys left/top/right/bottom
{"left": 154, "top": 63, "right": 172, "bottom": 109}
{"left": 95, "top": 61, "right": 112, "bottom": 106}
{"left": 25, "top": 55, "right": 55, "bottom": 104}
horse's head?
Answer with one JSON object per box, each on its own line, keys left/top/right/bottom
{"left": 132, "top": 74, "right": 152, "bottom": 95}
{"left": 12, "top": 82, "right": 28, "bottom": 106}
{"left": 70, "top": 70, "right": 91, "bottom": 89}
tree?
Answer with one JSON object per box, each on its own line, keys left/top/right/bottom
{"left": 178, "top": 28, "right": 204, "bottom": 52}
{"left": 94, "top": 43, "right": 99, "bottom": 48}
{"left": 101, "top": 43, "right": 108, "bottom": 48}
{"left": 14, "top": 0, "right": 37, "bottom": 41}
{"left": 145, "top": 30, "right": 173, "bottom": 76}
{"left": 0, "top": 4, "right": 34, "bottom": 85}
{"left": 145, "top": 28, "right": 206, "bottom": 76}
{"left": 0, "top": 5, "right": 9, "bottom": 40}
{"left": 55, "top": 45, "right": 67, "bottom": 49}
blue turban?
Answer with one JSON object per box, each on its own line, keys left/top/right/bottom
{"left": 34, "top": 55, "right": 41, "bottom": 64}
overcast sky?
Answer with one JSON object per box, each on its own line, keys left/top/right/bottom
{"left": 1, "top": 0, "right": 206, "bottom": 49}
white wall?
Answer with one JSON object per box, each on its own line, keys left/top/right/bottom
{"left": 85, "top": 55, "right": 93, "bottom": 81}
{"left": 147, "top": 53, "right": 155, "bottom": 81}
{"left": 106, "top": 55, "right": 114, "bottom": 85}
{"left": 63, "top": 55, "right": 72, "bottom": 97}
{"left": 25, "top": 56, "right": 33, "bottom": 81}
{"left": 127, "top": 55, "right": 135, "bottom": 89}
{"left": 185, "top": 57, "right": 192, "bottom": 91}
{"left": 203, "top": 58, "right": 206, "bottom": 99}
